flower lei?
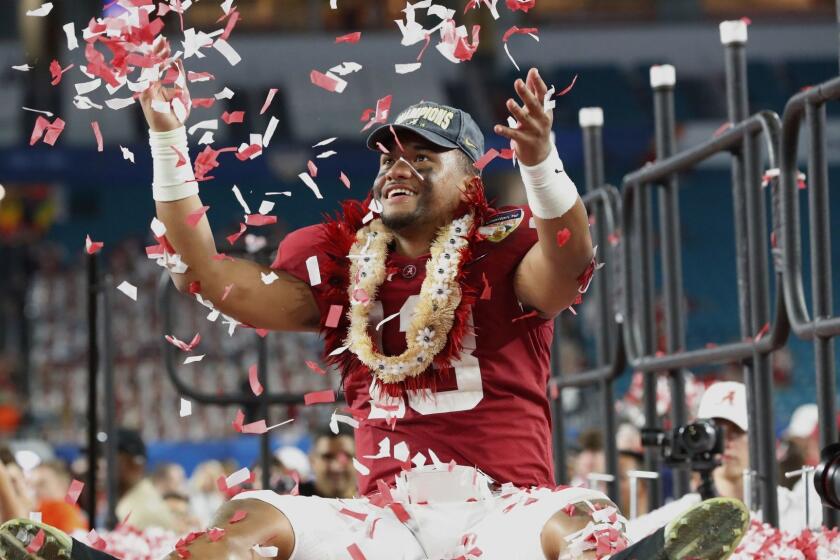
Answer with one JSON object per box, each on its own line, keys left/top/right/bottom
{"left": 345, "top": 213, "right": 474, "bottom": 385}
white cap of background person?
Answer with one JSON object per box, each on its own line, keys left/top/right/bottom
{"left": 697, "top": 381, "right": 749, "bottom": 432}
{"left": 787, "top": 404, "right": 819, "bottom": 439}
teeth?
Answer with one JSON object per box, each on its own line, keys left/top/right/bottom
{"left": 388, "top": 189, "right": 415, "bottom": 199}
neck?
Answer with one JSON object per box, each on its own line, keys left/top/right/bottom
{"left": 390, "top": 217, "right": 451, "bottom": 258}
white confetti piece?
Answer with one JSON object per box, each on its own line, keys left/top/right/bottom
{"left": 298, "top": 172, "right": 323, "bottom": 199}
{"left": 543, "top": 85, "right": 556, "bottom": 112}
{"left": 22, "top": 107, "right": 53, "bottom": 117}
{"left": 412, "top": 452, "right": 427, "bottom": 468}
{"left": 329, "top": 61, "right": 363, "bottom": 76}
{"left": 188, "top": 119, "right": 218, "bottom": 136}
{"left": 313, "top": 137, "right": 337, "bottom": 148}
{"left": 26, "top": 2, "right": 52, "bottom": 17}
{"left": 258, "top": 201, "right": 275, "bottom": 215}
{"left": 393, "top": 441, "right": 410, "bottom": 462}
{"left": 213, "top": 39, "right": 241, "bottom": 66}
{"left": 225, "top": 467, "right": 252, "bottom": 488}
{"left": 328, "top": 345, "right": 348, "bottom": 356}
{"left": 305, "top": 255, "right": 321, "bottom": 286}
{"left": 75, "top": 79, "right": 102, "bottom": 96}
{"left": 330, "top": 0, "right": 337, "bottom": 8}
{"left": 214, "top": 87, "right": 234, "bottom": 100}
{"left": 179, "top": 398, "right": 192, "bottom": 417}
{"left": 198, "top": 131, "right": 215, "bottom": 145}
{"left": 261, "top": 271, "right": 279, "bottom": 285}
{"left": 266, "top": 191, "right": 292, "bottom": 196}
{"left": 221, "top": 0, "right": 235, "bottom": 13}
{"left": 29, "top": 512, "right": 42, "bottom": 523}
{"left": 105, "top": 97, "right": 135, "bottom": 110}
{"left": 263, "top": 116, "right": 279, "bottom": 148}
{"left": 12, "top": 64, "right": 32, "bottom": 72}
{"left": 376, "top": 311, "right": 400, "bottom": 331}
{"left": 184, "top": 355, "right": 205, "bottom": 364}
{"left": 150, "top": 217, "right": 167, "bottom": 237}
{"left": 63, "top": 22, "right": 78, "bottom": 50}
{"left": 231, "top": 184, "right": 252, "bottom": 214}
{"left": 503, "top": 43, "right": 520, "bottom": 72}
{"left": 252, "top": 545, "right": 278, "bottom": 558}
{"left": 329, "top": 410, "right": 359, "bottom": 434}
{"left": 395, "top": 62, "right": 422, "bottom": 74}
{"left": 73, "top": 96, "right": 103, "bottom": 110}
{"left": 353, "top": 458, "right": 370, "bottom": 475}
{"left": 316, "top": 150, "right": 336, "bottom": 159}
{"left": 151, "top": 99, "right": 171, "bottom": 114}
{"left": 364, "top": 437, "right": 390, "bottom": 459}
{"left": 369, "top": 198, "right": 383, "bottom": 213}
{"left": 116, "top": 281, "right": 137, "bottom": 301}
{"left": 120, "top": 146, "right": 134, "bottom": 163}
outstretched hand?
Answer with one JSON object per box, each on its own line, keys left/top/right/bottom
{"left": 493, "top": 67, "right": 553, "bottom": 167}
{"left": 139, "top": 37, "right": 192, "bottom": 132}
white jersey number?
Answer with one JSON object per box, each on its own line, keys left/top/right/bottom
{"left": 367, "top": 296, "right": 484, "bottom": 418}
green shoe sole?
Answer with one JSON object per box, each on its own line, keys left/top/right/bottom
{"left": 0, "top": 519, "right": 72, "bottom": 560}
{"left": 663, "top": 497, "right": 750, "bottom": 560}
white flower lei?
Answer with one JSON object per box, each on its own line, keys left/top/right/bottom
{"left": 345, "top": 213, "right": 473, "bottom": 385}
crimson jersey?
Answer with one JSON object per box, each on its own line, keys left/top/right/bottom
{"left": 273, "top": 206, "right": 555, "bottom": 495}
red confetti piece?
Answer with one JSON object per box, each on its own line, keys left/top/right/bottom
{"left": 361, "top": 94, "right": 393, "bottom": 132}
{"left": 512, "top": 310, "right": 539, "bottom": 323}
{"left": 388, "top": 503, "right": 411, "bottom": 523}
{"left": 226, "top": 223, "right": 248, "bottom": 245}
{"left": 305, "top": 361, "right": 326, "bottom": 376}
{"left": 245, "top": 214, "right": 277, "bottom": 226}
{"left": 416, "top": 33, "right": 432, "bottom": 62}
{"left": 186, "top": 206, "right": 210, "bottom": 227}
{"left": 502, "top": 26, "right": 539, "bottom": 43}
{"left": 325, "top": 305, "right": 343, "bottom": 328}
{"left": 86, "top": 530, "right": 107, "bottom": 550}
{"left": 713, "top": 121, "right": 733, "bottom": 137}
{"left": 85, "top": 235, "right": 104, "bottom": 255}
{"left": 556, "top": 228, "right": 572, "bottom": 247}
{"left": 248, "top": 363, "right": 263, "bottom": 396}
{"left": 26, "top": 530, "right": 45, "bottom": 553}
{"left": 499, "top": 148, "right": 515, "bottom": 160}
{"left": 389, "top": 125, "right": 405, "bottom": 153}
{"left": 506, "top": 0, "right": 537, "bottom": 12}
{"left": 171, "top": 145, "right": 187, "bottom": 167}
{"left": 30, "top": 116, "right": 65, "bottom": 146}
{"left": 376, "top": 142, "right": 390, "bottom": 154}
{"left": 754, "top": 322, "right": 770, "bottom": 342}
{"left": 207, "top": 527, "right": 225, "bottom": 542}
{"left": 335, "top": 32, "right": 362, "bottom": 44}
{"left": 304, "top": 389, "right": 335, "bottom": 405}
{"left": 340, "top": 171, "right": 351, "bottom": 189}
{"left": 290, "top": 470, "right": 300, "bottom": 496}
{"left": 221, "top": 111, "right": 245, "bottom": 124}
{"left": 347, "top": 544, "right": 367, "bottom": 560}
{"left": 310, "top": 69, "right": 344, "bottom": 93}
{"left": 307, "top": 160, "right": 318, "bottom": 178}
{"left": 49, "top": 60, "right": 74, "bottom": 86}
{"left": 340, "top": 508, "right": 368, "bottom": 522}
{"left": 741, "top": 16, "right": 752, "bottom": 25}
{"left": 473, "top": 149, "right": 499, "bottom": 171}
{"left": 91, "top": 121, "right": 103, "bottom": 152}
{"left": 188, "top": 281, "right": 201, "bottom": 295}
{"left": 221, "top": 284, "right": 234, "bottom": 301}
{"left": 65, "top": 479, "right": 84, "bottom": 505}
{"left": 228, "top": 510, "right": 248, "bottom": 524}
{"left": 453, "top": 25, "right": 481, "bottom": 62}
{"left": 480, "top": 273, "right": 492, "bottom": 300}
{"left": 260, "top": 88, "right": 279, "bottom": 115}
{"left": 191, "top": 98, "right": 215, "bottom": 108}
{"left": 188, "top": 71, "right": 215, "bottom": 82}
{"left": 235, "top": 143, "right": 262, "bottom": 161}
{"left": 165, "top": 333, "right": 201, "bottom": 352}
{"left": 556, "top": 74, "right": 578, "bottom": 97}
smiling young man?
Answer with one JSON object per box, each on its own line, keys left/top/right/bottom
{"left": 0, "top": 38, "right": 749, "bottom": 560}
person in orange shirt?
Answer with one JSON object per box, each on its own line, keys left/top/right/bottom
{"left": 29, "top": 461, "right": 88, "bottom": 533}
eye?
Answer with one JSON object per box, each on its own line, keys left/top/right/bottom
{"left": 381, "top": 157, "right": 393, "bottom": 166}
{"left": 415, "top": 154, "right": 429, "bottom": 162}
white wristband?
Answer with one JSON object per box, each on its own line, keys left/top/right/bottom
{"left": 150, "top": 126, "right": 200, "bottom": 202}
{"left": 519, "top": 144, "right": 579, "bottom": 219}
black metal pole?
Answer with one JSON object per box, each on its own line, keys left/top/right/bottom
{"left": 722, "top": 20, "right": 762, "bottom": 515}
{"left": 258, "top": 335, "right": 271, "bottom": 491}
{"left": 805, "top": 101, "right": 839, "bottom": 528}
{"left": 580, "top": 107, "right": 619, "bottom": 502}
{"left": 636, "top": 176, "right": 662, "bottom": 508}
{"left": 550, "top": 316, "right": 568, "bottom": 486}
{"left": 101, "top": 274, "right": 118, "bottom": 529}
{"left": 85, "top": 253, "right": 99, "bottom": 525}
{"left": 651, "top": 65, "right": 690, "bottom": 498}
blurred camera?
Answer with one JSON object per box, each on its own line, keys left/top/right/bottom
{"left": 642, "top": 419, "right": 724, "bottom": 467}
{"left": 814, "top": 442, "right": 840, "bottom": 510}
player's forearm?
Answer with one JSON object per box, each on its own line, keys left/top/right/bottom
{"left": 532, "top": 201, "right": 594, "bottom": 295}
{"left": 155, "top": 195, "right": 222, "bottom": 291}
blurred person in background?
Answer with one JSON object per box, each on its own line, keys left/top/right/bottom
{"left": 28, "top": 461, "right": 87, "bottom": 532}
{"left": 297, "top": 427, "right": 356, "bottom": 499}
{"left": 150, "top": 463, "right": 187, "bottom": 498}
{"left": 0, "top": 452, "right": 30, "bottom": 522}
{"left": 162, "top": 493, "right": 201, "bottom": 534}
{"left": 111, "top": 429, "right": 180, "bottom": 532}
{"left": 570, "top": 428, "right": 605, "bottom": 489}
{"left": 188, "top": 460, "right": 226, "bottom": 527}
{"left": 615, "top": 423, "right": 648, "bottom": 517}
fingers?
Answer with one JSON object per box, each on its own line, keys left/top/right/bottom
{"left": 528, "top": 67, "right": 548, "bottom": 102}
{"left": 506, "top": 98, "right": 528, "bottom": 125}
{"left": 514, "top": 77, "right": 543, "bottom": 116}
{"left": 493, "top": 123, "right": 527, "bottom": 142}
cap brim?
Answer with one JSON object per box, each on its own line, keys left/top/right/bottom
{"left": 366, "top": 123, "right": 459, "bottom": 154}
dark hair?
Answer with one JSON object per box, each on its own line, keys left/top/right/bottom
{"left": 312, "top": 424, "right": 354, "bottom": 448}
{"left": 579, "top": 429, "right": 604, "bottom": 452}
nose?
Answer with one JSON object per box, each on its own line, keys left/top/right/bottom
{"left": 386, "top": 157, "right": 414, "bottom": 182}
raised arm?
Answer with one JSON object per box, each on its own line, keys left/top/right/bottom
{"left": 495, "top": 68, "right": 595, "bottom": 318}
{"left": 140, "top": 39, "right": 319, "bottom": 332}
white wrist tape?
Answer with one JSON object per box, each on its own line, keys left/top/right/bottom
{"left": 519, "top": 144, "right": 580, "bottom": 219}
{"left": 150, "top": 127, "right": 200, "bottom": 202}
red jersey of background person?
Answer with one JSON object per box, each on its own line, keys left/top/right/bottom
{"left": 273, "top": 205, "right": 555, "bottom": 496}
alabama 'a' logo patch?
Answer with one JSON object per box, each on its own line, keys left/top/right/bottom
{"left": 478, "top": 208, "right": 524, "bottom": 242}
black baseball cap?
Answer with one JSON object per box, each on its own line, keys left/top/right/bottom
{"left": 366, "top": 101, "right": 485, "bottom": 163}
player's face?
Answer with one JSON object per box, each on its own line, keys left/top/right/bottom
{"left": 717, "top": 419, "right": 749, "bottom": 479}
{"left": 372, "top": 133, "right": 471, "bottom": 233}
